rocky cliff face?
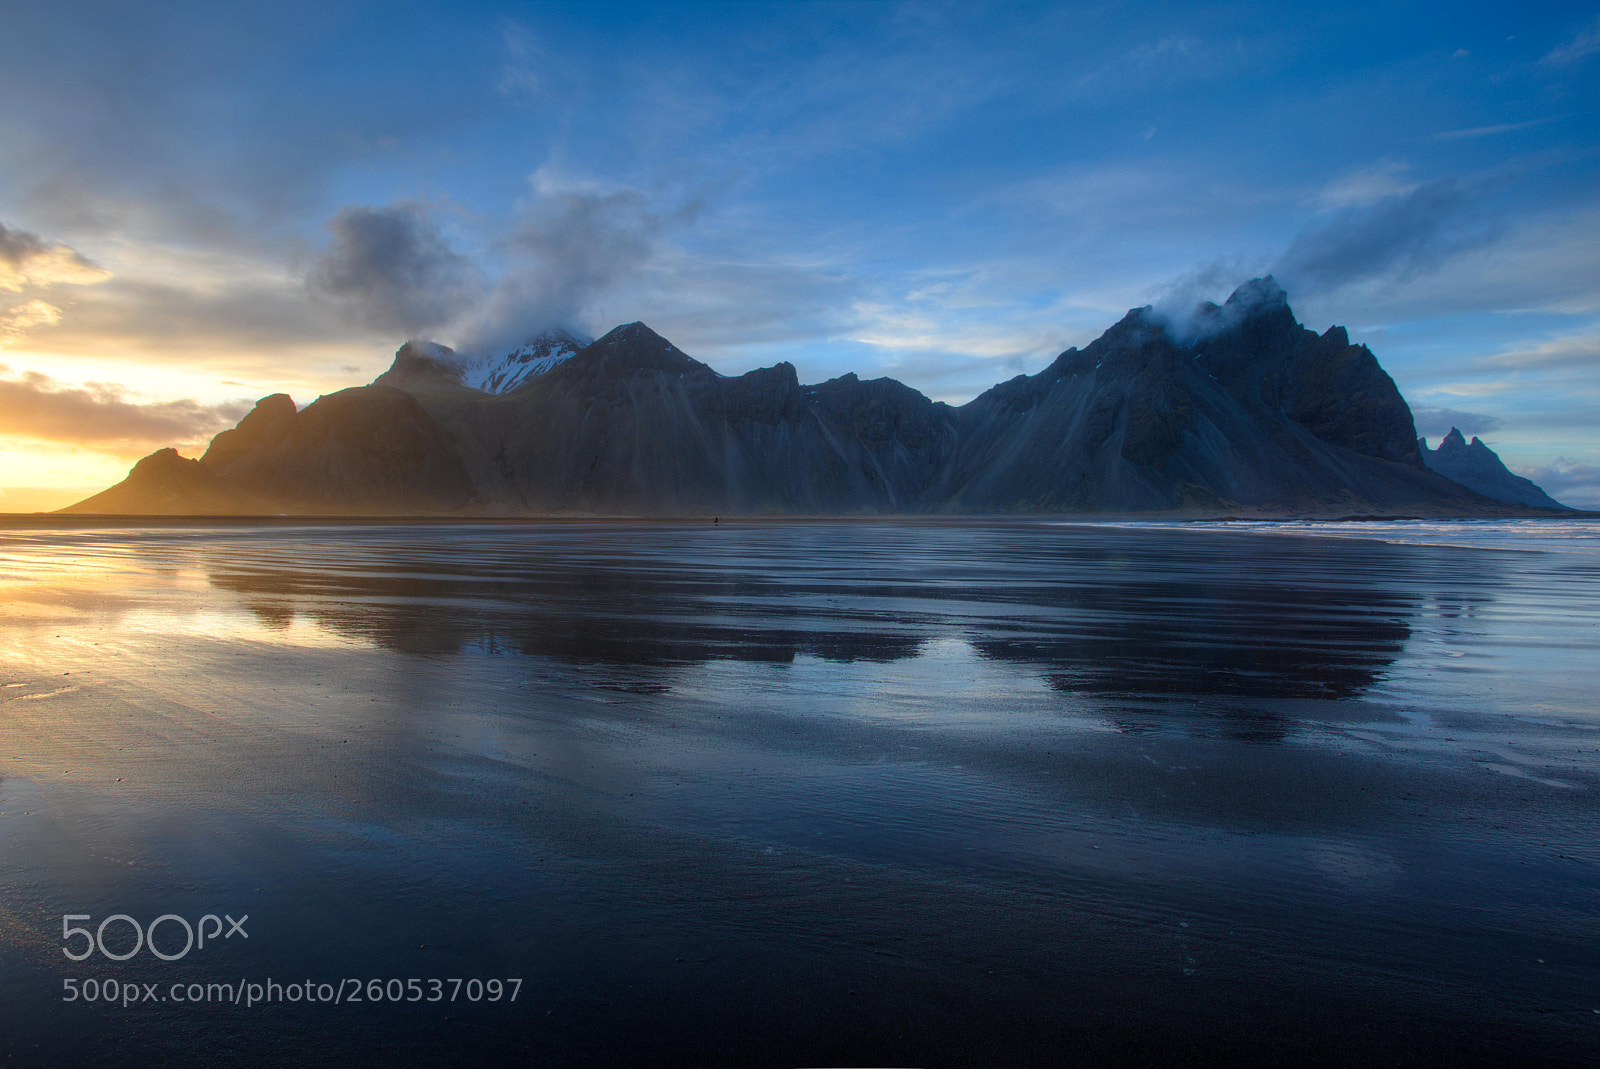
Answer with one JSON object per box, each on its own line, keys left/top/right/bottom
{"left": 198, "top": 386, "right": 475, "bottom": 514}
{"left": 370, "top": 330, "right": 590, "bottom": 395}
{"left": 934, "top": 278, "right": 1476, "bottom": 512}
{"left": 65, "top": 280, "right": 1561, "bottom": 517}
{"left": 1420, "top": 428, "right": 1570, "bottom": 509}
{"left": 60, "top": 448, "right": 272, "bottom": 515}
{"left": 408, "top": 323, "right": 957, "bottom": 515}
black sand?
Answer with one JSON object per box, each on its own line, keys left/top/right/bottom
{"left": 1, "top": 520, "right": 1596, "bottom": 1066}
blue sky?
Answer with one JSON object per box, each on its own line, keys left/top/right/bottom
{"left": 1, "top": 0, "right": 1597, "bottom": 506}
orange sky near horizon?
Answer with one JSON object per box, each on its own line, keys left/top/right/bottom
{"left": 0, "top": 246, "right": 397, "bottom": 509}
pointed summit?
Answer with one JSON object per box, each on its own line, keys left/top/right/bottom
{"left": 1433, "top": 426, "right": 1469, "bottom": 455}
{"left": 202, "top": 393, "right": 297, "bottom": 471}
{"left": 1224, "top": 275, "right": 1288, "bottom": 312}
{"left": 373, "top": 340, "right": 465, "bottom": 392}
{"left": 371, "top": 331, "right": 592, "bottom": 396}
{"left": 64, "top": 293, "right": 1563, "bottom": 518}
{"left": 60, "top": 448, "right": 272, "bottom": 515}
{"left": 1420, "top": 429, "right": 1569, "bottom": 509}
{"left": 1146, "top": 276, "right": 1297, "bottom": 349}
{"left": 575, "top": 322, "right": 709, "bottom": 376}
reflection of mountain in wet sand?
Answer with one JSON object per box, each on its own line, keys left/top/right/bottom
{"left": 201, "top": 524, "right": 1472, "bottom": 739}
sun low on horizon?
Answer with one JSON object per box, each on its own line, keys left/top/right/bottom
{"left": 3, "top": 0, "right": 1598, "bottom": 511}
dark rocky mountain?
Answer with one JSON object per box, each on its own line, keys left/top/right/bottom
{"left": 383, "top": 323, "right": 958, "bottom": 514}
{"left": 64, "top": 279, "right": 1564, "bottom": 517}
{"left": 1420, "top": 427, "right": 1569, "bottom": 509}
{"left": 931, "top": 278, "right": 1479, "bottom": 513}
{"left": 61, "top": 448, "right": 272, "bottom": 515}
{"left": 371, "top": 329, "right": 590, "bottom": 395}
{"left": 196, "top": 387, "right": 475, "bottom": 514}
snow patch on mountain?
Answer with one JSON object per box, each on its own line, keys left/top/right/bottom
{"left": 377, "top": 329, "right": 591, "bottom": 395}
{"left": 459, "top": 328, "right": 590, "bottom": 394}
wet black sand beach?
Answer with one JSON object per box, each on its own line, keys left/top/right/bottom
{"left": 0, "top": 519, "right": 1596, "bottom": 1066}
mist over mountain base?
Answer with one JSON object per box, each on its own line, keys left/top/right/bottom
{"left": 1, "top": 520, "right": 1595, "bottom": 1067}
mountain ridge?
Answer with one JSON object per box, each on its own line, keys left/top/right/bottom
{"left": 1420, "top": 427, "right": 1569, "bottom": 509}
{"left": 62, "top": 280, "right": 1569, "bottom": 517}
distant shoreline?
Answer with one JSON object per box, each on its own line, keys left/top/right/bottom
{"left": 2, "top": 509, "right": 1594, "bottom": 529}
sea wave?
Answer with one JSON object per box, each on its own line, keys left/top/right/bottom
{"left": 1066, "top": 517, "right": 1600, "bottom": 554}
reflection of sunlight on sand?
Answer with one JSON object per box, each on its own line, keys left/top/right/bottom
{"left": 115, "top": 608, "right": 360, "bottom": 649}
{"left": 0, "top": 541, "right": 364, "bottom": 651}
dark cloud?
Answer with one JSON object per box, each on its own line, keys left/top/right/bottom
{"left": 306, "top": 202, "right": 484, "bottom": 336}
{"left": 302, "top": 189, "right": 699, "bottom": 351}
{"left": 0, "top": 366, "right": 246, "bottom": 450}
{"left": 1411, "top": 406, "right": 1502, "bottom": 439}
{"left": 457, "top": 184, "right": 702, "bottom": 353}
{"left": 1272, "top": 179, "right": 1495, "bottom": 296}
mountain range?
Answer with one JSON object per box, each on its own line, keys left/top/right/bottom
{"left": 64, "top": 278, "right": 1570, "bottom": 517}
{"left": 1418, "top": 427, "right": 1569, "bottom": 510}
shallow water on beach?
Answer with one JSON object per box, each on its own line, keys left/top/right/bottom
{"left": 0, "top": 519, "right": 1597, "bottom": 1066}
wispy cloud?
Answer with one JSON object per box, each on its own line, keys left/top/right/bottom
{"left": 1514, "top": 458, "right": 1600, "bottom": 509}
{"left": 1072, "top": 35, "right": 1209, "bottom": 98}
{"left": 1481, "top": 331, "right": 1600, "bottom": 371}
{"left": 1316, "top": 162, "right": 1420, "bottom": 208}
{"left": 1541, "top": 17, "right": 1600, "bottom": 66}
{"left": 1431, "top": 117, "right": 1556, "bottom": 141}
{"left": 498, "top": 20, "right": 546, "bottom": 103}
{"left": 0, "top": 222, "right": 113, "bottom": 349}
{"left": 1421, "top": 380, "right": 1522, "bottom": 397}
{"left": 0, "top": 300, "right": 63, "bottom": 346}
{"left": 1411, "top": 406, "right": 1502, "bottom": 438}
{"left": 1273, "top": 178, "right": 1495, "bottom": 296}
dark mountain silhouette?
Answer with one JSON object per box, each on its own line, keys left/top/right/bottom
{"left": 1419, "top": 427, "right": 1570, "bottom": 509}
{"left": 63, "top": 279, "right": 1565, "bottom": 517}
{"left": 63, "top": 448, "right": 273, "bottom": 515}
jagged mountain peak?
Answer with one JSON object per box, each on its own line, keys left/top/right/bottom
{"left": 62, "top": 447, "right": 270, "bottom": 515}
{"left": 373, "top": 340, "right": 465, "bottom": 391}
{"left": 595, "top": 321, "right": 670, "bottom": 348}
{"left": 1224, "top": 274, "right": 1288, "bottom": 311}
{"left": 373, "top": 329, "right": 591, "bottom": 396}
{"left": 574, "top": 322, "right": 708, "bottom": 376}
{"left": 70, "top": 284, "right": 1572, "bottom": 518}
{"left": 1118, "top": 276, "right": 1298, "bottom": 354}
{"left": 462, "top": 328, "right": 590, "bottom": 394}
{"left": 1420, "top": 428, "right": 1569, "bottom": 509}
{"left": 1190, "top": 276, "right": 1298, "bottom": 350}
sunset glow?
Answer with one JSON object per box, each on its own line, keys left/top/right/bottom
{"left": 2, "top": 2, "right": 1597, "bottom": 508}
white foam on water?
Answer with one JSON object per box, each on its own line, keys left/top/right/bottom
{"left": 1062, "top": 518, "right": 1600, "bottom": 554}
